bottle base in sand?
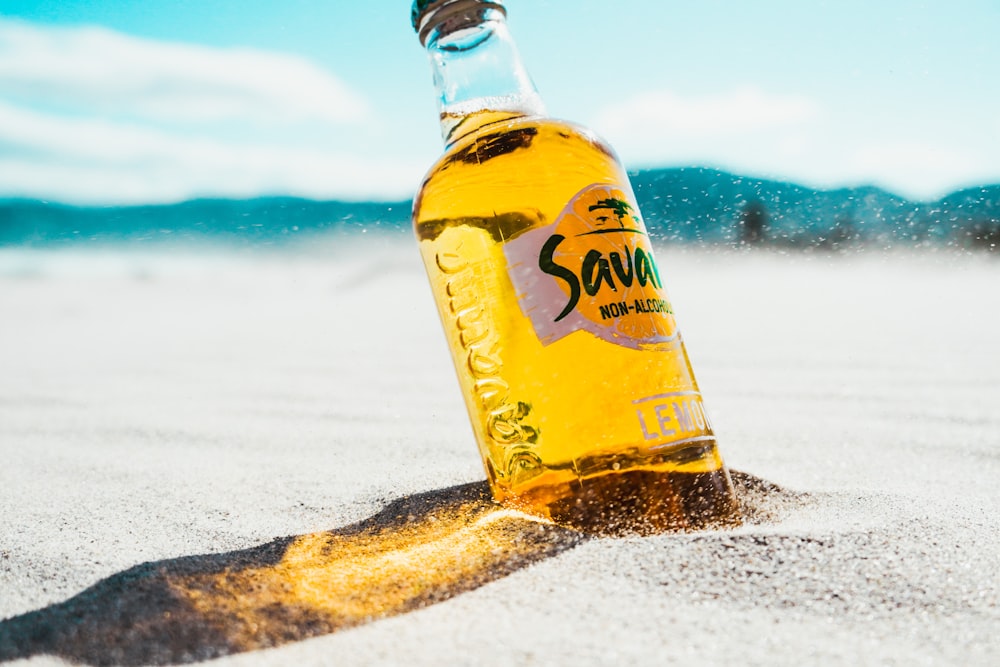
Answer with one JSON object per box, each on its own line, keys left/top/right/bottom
{"left": 493, "top": 444, "right": 742, "bottom": 536}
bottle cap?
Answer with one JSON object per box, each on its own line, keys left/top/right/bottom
{"left": 411, "top": 0, "right": 506, "bottom": 45}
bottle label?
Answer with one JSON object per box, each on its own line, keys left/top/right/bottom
{"left": 504, "top": 183, "right": 680, "bottom": 350}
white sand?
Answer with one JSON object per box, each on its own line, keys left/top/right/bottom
{"left": 1, "top": 237, "right": 998, "bottom": 665}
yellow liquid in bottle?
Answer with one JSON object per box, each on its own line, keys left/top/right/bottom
{"left": 413, "top": 112, "right": 740, "bottom": 535}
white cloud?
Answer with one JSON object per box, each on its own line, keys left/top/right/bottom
{"left": 849, "top": 142, "right": 992, "bottom": 200}
{"left": 586, "top": 86, "right": 831, "bottom": 191}
{"left": 0, "top": 18, "right": 368, "bottom": 126}
{"left": 0, "top": 20, "right": 429, "bottom": 204}
{"left": 585, "top": 86, "right": 1000, "bottom": 199}
{"left": 592, "top": 86, "right": 820, "bottom": 138}
{"left": 0, "top": 102, "right": 421, "bottom": 204}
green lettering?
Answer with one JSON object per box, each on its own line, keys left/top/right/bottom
{"left": 582, "top": 249, "right": 616, "bottom": 296}
{"left": 539, "top": 234, "right": 580, "bottom": 322}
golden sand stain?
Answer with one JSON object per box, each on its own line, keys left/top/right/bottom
{"left": 0, "top": 482, "right": 586, "bottom": 665}
{"left": 170, "top": 502, "right": 565, "bottom": 651}
{"left": 0, "top": 473, "right": 784, "bottom": 665}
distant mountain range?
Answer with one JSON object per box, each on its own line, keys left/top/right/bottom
{"left": 2, "top": 168, "right": 997, "bottom": 250}
{"left": 0, "top": 198, "right": 411, "bottom": 246}
{"left": 631, "top": 168, "right": 999, "bottom": 250}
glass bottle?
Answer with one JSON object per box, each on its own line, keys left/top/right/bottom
{"left": 410, "top": 0, "right": 741, "bottom": 534}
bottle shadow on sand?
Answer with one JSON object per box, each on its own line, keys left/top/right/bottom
{"left": 0, "top": 471, "right": 802, "bottom": 666}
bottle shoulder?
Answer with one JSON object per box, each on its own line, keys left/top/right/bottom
{"left": 416, "top": 114, "right": 627, "bottom": 199}
{"left": 442, "top": 114, "right": 618, "bottom": 167}
{"left": 413, "top": 114, "right": 635, "bottom": 239}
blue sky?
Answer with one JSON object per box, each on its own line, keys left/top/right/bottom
{"left": 0, "top": 0, "right": 997, "bottom": 204}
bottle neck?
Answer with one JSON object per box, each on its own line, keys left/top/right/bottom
{"left": 422, "top": 4, "right": 545, "bottom": 145}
